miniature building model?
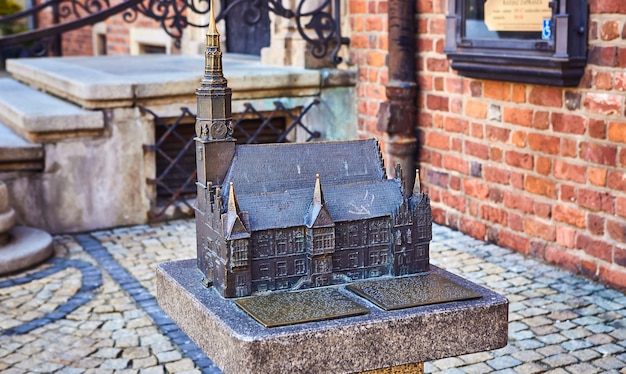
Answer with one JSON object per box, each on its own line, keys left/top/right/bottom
{"left": 194, "top": 7, "right": 433, "bottom": 298}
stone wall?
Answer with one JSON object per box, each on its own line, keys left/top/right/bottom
{"left": 351, "top": 0, "right": 626, "bottom": 289}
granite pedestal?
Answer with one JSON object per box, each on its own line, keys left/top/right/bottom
{"left": 157, "top": 259, "right": 508, "bottom": 374}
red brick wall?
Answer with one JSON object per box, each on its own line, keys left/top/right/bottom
{"left": 349, "top": 0, "right": 389, "bottom": 142}
{"left": 32, "top": 0, "right": 162, "bottom": 56}
{"left": 352, "top": 0, "right": 626, "bottom": 289}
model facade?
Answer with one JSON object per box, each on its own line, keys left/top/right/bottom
{"left": 194, "top": 7, "right": 432, "bottom": 298}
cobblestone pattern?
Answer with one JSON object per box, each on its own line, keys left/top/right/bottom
{"left": 0, "top": 257, "right": 101, "bottom": 335}
{"left": 2, "top": 219, "right": 626, "bottom": 373}
{"left": 427, "top": 224, "right": 626, "bottom": 374}
{"left": 74, "top": 233, "right": 217, "bottom": 373}
{"left": 0, "top": 227, "right": 217, "bottom": 374}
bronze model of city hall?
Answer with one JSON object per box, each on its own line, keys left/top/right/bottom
{"left": 194, "top": 9, "right": 432, "bottom": 298}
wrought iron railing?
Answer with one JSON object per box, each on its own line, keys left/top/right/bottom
{"left": 0, "top": 0, "right": 348, "bottom": 64}
{"left": 142, "top": 99, "right": 321, "bottom": 219}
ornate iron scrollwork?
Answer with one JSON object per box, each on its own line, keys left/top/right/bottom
{"left": 0, "top": 0, "right": 348, "bottom": 64}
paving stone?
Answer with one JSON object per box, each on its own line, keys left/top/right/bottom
{"left": 456, "top": 362, "right": 495, "bottom": 373}
{"left": 595, "top": 343, "right": 626, "bottom": 355}
{"left": 100, "top": 358, "right": 130, "bottom": 370}
{"left": 560, "top": 339, "right": 593, "bottom": 351}
{"left": 164, "top": 358, "right": 195, "bottom": 372}
{"left": 486, "top": 356, "right": 522, "bottom": 370}
{"left": 511, "top": 350, "right": 544, "bottom": 362}
{"left": 156, "top": 350, "right": 182, "bottom": 364}
{"left": 564, "top": 362, "right": 601, "bottom": 374}
{"left": 514, "top": 362, "right": 547, "bottom": 374}
{"left": 524, "top": 316, "right": 552, "bottom": 327}
{"left": 122, "top": 347, "right": 151, "bottom": 360}
{"left": 458, "top": 351, "right": 494, "bottom": 365}
{"left": 547, "top": 310, "right": 579, "bottom": 321}
{"left": 541, "top": 353, "right": 578, "bottom": 368}
{"left": 536, "top": 345, "right": 565, "bottom": 357}
{"left": 593, "top": 356, "right": 626, "bottom": 370}
{"left": 537, "top": 333, "right": 567, "bottom": 345}
{"left": 587, "top": 333, "right": 615, "bottom": 345}
{"left": 561, "top": 327, "right": 592, "bottom": 340}
{"left": 433, "top": 357, "right": 465, "bottom": 370}
{"left": 132, "top": 356, "right": 158, "bottom": 369}
{"left": 139, "top": 367, "right": 164, "bottom": 374}
{"left": 530, "top": 325, "right": 559, "bottom": 336}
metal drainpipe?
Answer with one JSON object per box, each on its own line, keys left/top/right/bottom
{"left": 377, "top": 0, "right": 417, "bottom": 194}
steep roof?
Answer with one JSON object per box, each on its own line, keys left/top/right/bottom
{"left": 221, "top": 139, "right": 386, "bottom": 196}
{"left": 234, "top": 179, "right": 404, "bottom": 231}
{"left": 219, "top": 139, "right": 402, "bottom": 232}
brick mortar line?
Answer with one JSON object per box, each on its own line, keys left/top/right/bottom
{"left": 74, "top": 234, "right": 219, "bottom": 373}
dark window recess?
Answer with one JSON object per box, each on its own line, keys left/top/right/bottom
{"left": 154, "top": 117, "right": 197, "bottom": 202}
{"left": 225, "top": 0, "right": 271, "bottom": 55}
{"left": 141, "top": 44, "right": 166, "bottom": 54}
{"left": 155, "top": 115, "right": 288, "bottom": 202}
{"left": 444, "top": 0, "right": 588, "bottom": 86}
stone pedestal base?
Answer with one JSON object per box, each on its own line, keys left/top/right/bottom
{"left": 157, "top": 260, "right": 508, "bottom": 374}
{"left": 0, "top": 226, "right": 53, "bottom": 275}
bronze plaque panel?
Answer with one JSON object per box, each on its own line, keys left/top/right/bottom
{"left": 235, "top": 287, "right": 369, "bottom": 327}
{"left": 347, "top": 273, "right": 481, "bottom": 311}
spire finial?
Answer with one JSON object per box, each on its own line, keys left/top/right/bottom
{"left": 228, "top": 182, "right": 239, "bottom": 213}
{"left": 207, "top": 0, "right": 219, "bottom": 39}
{"left": 313, "top": 174, "right": 324, "bottom": 206}
{"left": 206, "top": 0, "right": 220, "bottom": 48}
{"left": 412, "top": 169, "right": 421, "bottom": 195}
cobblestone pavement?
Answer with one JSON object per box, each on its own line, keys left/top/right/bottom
{"left": 0, "top": 219, "right": 625, "bottom": 373}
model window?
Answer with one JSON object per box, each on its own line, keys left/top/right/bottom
{"left": 294, "top": 229, "right": 305, "bottom": 252}
{"left": 349, "top": 225, "right": 360, "bottom": 247}
{"left": 231, "top": 240, "right": 248, "bottom": 267}
{"left": 295, "top": 259, "right": 306, "bottom": 275}
{"left": 259, "top": 263, "right": 270, "bottom": 280}
{"left": 349, "top": 253, "right": 359, "bottom": 268}
{"left": 257, "top": 233, "right": 271, "bottom": 257}
{"left": 276, "top": 231, "right": 287, "bottom": 255}
{"left": 370, "top": 252, "right": 379, "bottom": 265}
{"left": 276, "top": 261, "right": 287, "bottom": 277}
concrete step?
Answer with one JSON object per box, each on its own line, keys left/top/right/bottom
{"left": 0, "top": 121, "right": 43, "bottom": 172}
{"left": 0, "top": 78, "right": 104, "bottom": 142}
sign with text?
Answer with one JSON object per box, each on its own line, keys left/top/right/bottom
{"left": 484, "top": 0, "right": 552, "bottom": 32}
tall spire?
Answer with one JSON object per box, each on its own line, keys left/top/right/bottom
{"left": 195, "top": 0, "right": 233, "bottom": 141}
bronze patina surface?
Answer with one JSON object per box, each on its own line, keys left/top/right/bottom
{"left": 234, "top": 287, "right": 369, "bottom": 327}
{"left": 347, "top": 273, "right": 481, "bottom": 311}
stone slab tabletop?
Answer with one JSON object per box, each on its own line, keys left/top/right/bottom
{"left": 6, "top": 55, "right": 355, "bottom": 108}
{"left": 157, "top": 259, "right": 509, "bottom": 374}
{"left": 0, "top": 121, "right": 43, "bottom": 166}
{"left": 0, "top": 78, "right": 104, "bottom": 136}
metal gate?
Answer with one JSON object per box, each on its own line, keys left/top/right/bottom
{"left": 142, "top": 99, "right": 320, "bottom": 219}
